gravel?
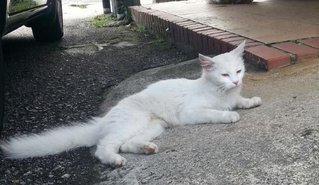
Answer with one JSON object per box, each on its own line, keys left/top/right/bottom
{"left": 0, "top": 8, "right": 194, "bottom": 185}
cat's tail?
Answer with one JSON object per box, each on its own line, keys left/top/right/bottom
{"left": 0, "top": 118, "right": 102, "bottom": 159}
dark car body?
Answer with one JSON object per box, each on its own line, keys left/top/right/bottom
{"left": 1, "top": 0, "right": 51, "bottom": 36}
{"left": 0, "top": 0, "right": 64, "bottom": 132}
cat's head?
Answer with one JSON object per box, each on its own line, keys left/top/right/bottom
{"left": 199, "top": 40, "right": 246, "bottom": 91}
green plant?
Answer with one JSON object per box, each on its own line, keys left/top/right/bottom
{"left": 91, "top": 14, "right": 115, "bottom": 28}
{"left": 130, "top": 24, "right": 147, "bottom": 33}
{"left": 153, "top": 33, "right": 172, "bottom": 50}
{"left": 69, "top": 4, "right": 89, "bottom": 9}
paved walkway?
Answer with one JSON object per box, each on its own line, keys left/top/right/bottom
{"left": 131, "top": 0, "right": 319, "bottom": 70}
{"left": 144, "top": 0, "right": 319, "bottom": 44}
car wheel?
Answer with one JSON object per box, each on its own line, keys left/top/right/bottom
{"left": 0, "top": 43, "right": 4, "bottom": 132}
{"left": 32, "top": 0, "right": 63, "bottom": 42}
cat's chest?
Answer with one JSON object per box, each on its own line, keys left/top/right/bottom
{"left": 199, "top": 92, "right": 238, "bottom": 110}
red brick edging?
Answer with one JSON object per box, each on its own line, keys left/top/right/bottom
{"left": 129, "top": 6, "right": 319, "bottom": 71}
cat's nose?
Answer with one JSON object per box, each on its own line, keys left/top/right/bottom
{"left": 233, "top": 81, "right": 239, "bottom": 85}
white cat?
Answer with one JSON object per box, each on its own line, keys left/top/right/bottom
{"left": 1, "top": 41, "right": 261, "bottom": 167}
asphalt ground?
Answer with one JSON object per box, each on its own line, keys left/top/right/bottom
{"left": 0, "top": 4, "right": 194, "bottom": 184}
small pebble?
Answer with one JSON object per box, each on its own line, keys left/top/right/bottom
{"left": 61, "top": 174, "right": 71, "bottom": 178}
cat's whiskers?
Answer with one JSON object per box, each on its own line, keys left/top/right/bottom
{"left": 216, "top": 83, "right": 226, "bottom": 93}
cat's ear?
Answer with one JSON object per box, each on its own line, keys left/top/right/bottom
{"left": 231, "top": 40, "right": 246, "bottom": 57}
{"left": 199, "top": 54, "right": 214, "bottom": 71}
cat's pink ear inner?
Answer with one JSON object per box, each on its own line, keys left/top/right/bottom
{"left": 199, "top": 54, "right": 214, "bottom": 70}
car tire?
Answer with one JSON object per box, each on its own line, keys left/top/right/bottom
{"left": 0, "top": 43, "right": 4, "bottom": 133}
{"left": 32, "top": 0, "right": 63, "bottom": 42}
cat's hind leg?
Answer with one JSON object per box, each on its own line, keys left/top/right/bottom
{"left": 121, "top": 141, "right": 159, "bottom": 155}
{"left": 94, "top": 136, "right": 127, "bottom": 167}
{"left": 94, "top": 107, "right": 160, "bottom": 167}
{"left": 120, "top": 119, "right": 166, "bottom": 155}
{"left": 94, "top": 112, "right": 151, "bottom": 167}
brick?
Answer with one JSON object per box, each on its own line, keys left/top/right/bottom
{"left": 163, "top": 20, "right": 170, "bottom": 37}
{"left": 228, "top": 39, "right": 262, "bottom": 51}
{"left": 200, "top": 29, "right": 224, "bottom": 37}
{"left": 245, "top": 41, "right": 263, "bottom": 47}
{"left": 304, "top": 37, "right": 319, "bottom": 48}
{"left": 177, "top": 21, "right": 195, "bottom": 26}
{"left": 207, "top": 32, "right": 229, "bottom": 50}
{"left": 245, "top": 45, "right": 291, "bottom": 70}
{"left": 169, "top": 20, "right": 189, "bottom": 41}
{"left": 171, "top": 18, "right": 189, "bottom": 23}
{"left": 173, "top": 23, "right": 181, "bottom": 42}
{"left": 200, "top": 36, "right": 210, "bottom": 54}
{"left": 213, "top": 33, "right": 238, "bottom": 53}
{"left": 163, "top": 14, "right": 180, "bottom": 22}
{"left": 186, "top": 25, "right": 207, "bottom": 46}
{"left": 156, "top": 11, "right": 167, "bottom": 19}
{"left": 272, "top": 42, "right": 319, "bottom": 61}
{"left": 214, "top": 33, "right": 237, "bottom": 40}
{"left": 207, "top": 32, "right": 233, "bottom": 53}
{"left": 175, "top": 21, "right": 196, "bottom": 43}
{"left": 183, "top": 24, "right": 206, "bottom": 31}
{"left": 145, "top": 14, "right": 150, "bottom": 30}
{"left": 208, "top": 31, "right": 229, "bottom": 37}
{"left": 179, "top": 24, "right": 202, "bottom": 44}
{"left": 161, "top": 18, "right": 169, "bottom": 34}
{"left": 228, "top": 39, "right": 254, "bottom": 45}
{"left": 222, "top": 36, "right": 246, "bottom": 43}
{"left": 197, "top": 30, "right": 219, "bottom": 54}
{"left": 220, "top": 36, "right": 246, "bottom": 52}
{"left": 140, "top": 12, "right": 145, "bottom": 25}
{"left": 176, "top": 23, "right": 187, "bottom": 42}
{"left": 175, "top": 21, "right": 194, "bottom": 42}
{"left": 192, "top": 27, "right": 213, "bottom": 51}
{"left": 169, "top": 21, "right": 177, "bottom": 40}
{"left": 192, "top": 27, "right": 212, "bottom": 33}
{"left": 153, "top": 15, "right": 159, "bottom": 33}
{"left": 197, "top": 29, "right": 224, "bottom": 54}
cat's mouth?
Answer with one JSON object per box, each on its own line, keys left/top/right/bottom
{"left": 229, "top": 83, "right": 241, "bottom": 89}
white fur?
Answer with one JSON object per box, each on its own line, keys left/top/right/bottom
{"left": 1, "top": 41, "right": 262, "bottom": 167}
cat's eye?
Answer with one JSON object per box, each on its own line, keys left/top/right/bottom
{"left": 221, "top": 73, "right": 229, "bottom": 77}
{"left": 237, "top": 70, "right": 242, "bottom": 73}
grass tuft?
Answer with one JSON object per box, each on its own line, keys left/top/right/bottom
{"left": 91, "top": 14, "right": 116, "bottom": 28}
{"left": 70, "top": 4, "right": 89, "bottom": 9}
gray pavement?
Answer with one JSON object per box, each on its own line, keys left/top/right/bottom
{"left": 97, "top": 58, "right": 319, "bottom": 185}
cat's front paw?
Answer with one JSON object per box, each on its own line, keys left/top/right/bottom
{"left": 143, "top": 143, "right": 158, "bottom": 155}
{"left": 250, "top": 97, "right": 262, "bottom": 108}
{"left": 222, "top": 111, "right": 240, "bottom": 124}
